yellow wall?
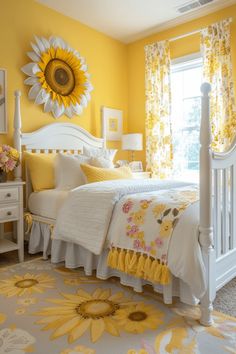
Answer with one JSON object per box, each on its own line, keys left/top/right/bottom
{"left": 0, "top": 0, "right": 128, "bottom": 160}
{"left": 127, "top": 4, "right": 236, "bottom": 166}
{"left": 1, "top": 1, "right": 236, "bottom": 166}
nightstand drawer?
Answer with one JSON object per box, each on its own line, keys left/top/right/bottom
{"left": 0, "top": 187, "right": 19, "bottom": 203}
{"left": 0, "top": 205, "right": 19, "bottom": 220}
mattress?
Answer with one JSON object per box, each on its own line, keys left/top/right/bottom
{"left": 28, "top": 189, "right": 68, "bottom": 219}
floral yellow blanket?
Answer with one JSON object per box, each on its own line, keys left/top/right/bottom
{"left": 107, "top": 185, "right": 199, "bottom": 286}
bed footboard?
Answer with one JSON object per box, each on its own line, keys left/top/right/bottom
{"left": 199, "top": 83, "right": 236, "bottom": 325}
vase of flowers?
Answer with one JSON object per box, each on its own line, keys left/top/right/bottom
{"left": 0, "top": 145, "right": 20, "bottom": 182}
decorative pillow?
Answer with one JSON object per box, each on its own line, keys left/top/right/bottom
{"left": 55, "top": 153, "right": 90, "bottom": 190}
{"left": 89, "top": 156, "right": 113, "bottom": 168}
{"left": 83, "top": 146, "right": 117, "bottom": 168}
{"left": 24, "top": 152, "right": 56, "bottom": 192}
{"left": 80, "top": 164, "right": 133, "bottom": 183}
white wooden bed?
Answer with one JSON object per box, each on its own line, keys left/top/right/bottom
{"left": 13, "top": 84, "right": 236, "bottom": 326}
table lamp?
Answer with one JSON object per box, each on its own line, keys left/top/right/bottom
{"left": 121, "top": 133, "right": 143, "bottom": 161}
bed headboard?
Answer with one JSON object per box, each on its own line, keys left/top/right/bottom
{"left": 13, "top": 90, "right": 105, "bottom": 182}
{"left": 13, "top": 90, "right": 106, "bottom": 204}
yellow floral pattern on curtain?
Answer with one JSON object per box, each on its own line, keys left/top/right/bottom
{"left": 201, "top": 19, "right": 236, "bottom": 152}
{"left": 145, "top": 41, "right": 173, "bottom": 178}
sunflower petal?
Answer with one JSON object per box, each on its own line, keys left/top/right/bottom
{"left": 80, "top": 64, "right": 88, "bottom": 72}
{"left": 84, "top": 92, "right": 91, "bottom": 102}
{"left": 21, "top": 63, "right": 40, "bottom": 76}
{"left": 41, "top": 37, "right": 50, "bottom": 50}
{"left": 44, "top": 98, "right": 54, "bottom": 113}
{"left": 104, "top": 318, "right": 120, "bottom": 337}
{"left": 72, "top": 103, "right": 83, "bottom": 115}
{"left": 76, "top": 289, "right": 92, "bottom": 300}
{"left": 99, "top": 289, "right": 111, "bottom": 300}
{"left": 28, "top": 84, "right": 41, "bottom": 100}
{"left": 92, "top": 288, "right": 103, "bottom": 299}
{"left": 34, "top": 35, "right": 46, "bottom": 53}
{"left": 52, "top": 101, "right": 65, "bottom": 119}
{"left": 91, "top": 318, "right": 105, "bottom": 342}
{"left": 24, "top": 77, "right": 38, "bottom": 86}
{"left": 51, "top": 316, "right": 81, "bottom": 339}
{"left": 27, "top": 51, "right": 40, "bottom": 62}
{"left": 80, "top": 95, "right": 88, "bottom": 108}
{"left": 31, "top": 42, "right": 41, "bottom": 56}
{"left": 69, "top": 318, "right": 91, "bottom": 343}
{"left": 35, "top": 89, "right": 49, "bottom": 105}
{"left": 65, "top": 106, "right": 73, "bottom": 118}
{"left": 85, "top": 82, "right": 93, "bottom": 92}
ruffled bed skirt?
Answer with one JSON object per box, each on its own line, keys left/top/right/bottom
{"left": 28, "top": 221, "right": 52, "bottom": 259}
{"left": 28, "top": 221, "right": 198, "bottom": 306}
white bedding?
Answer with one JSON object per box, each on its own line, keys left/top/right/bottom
{"left": 54, "top": 179, "right": 206, "bottom": 298}
{"left": 28, "top": 189, "right": 68, "bottom": 219}
{"left": 54, "top": 179, "right": 193, "bottom": 254}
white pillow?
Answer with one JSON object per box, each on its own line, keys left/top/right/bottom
{"left": 89, "top": 156, "right": 113, "bottom": 168}
{"left": 83, "top": 146, "right": 117, "bottom": 167}
{"left": 55, "top": 153, "right": 90, "bottom": 190}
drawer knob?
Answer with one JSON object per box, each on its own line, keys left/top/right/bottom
{"left": 7, "top": 211, "right": 12, "bottom": 216}
{"left": 6, "top": 193, "right": 11, "bottom": 197}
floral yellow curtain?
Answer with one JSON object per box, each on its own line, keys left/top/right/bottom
{"left": 201, "top": 19, "right": 236, "bottom": 152}
{"left": 145, "top": 41, "right": 173, "bottom": 178}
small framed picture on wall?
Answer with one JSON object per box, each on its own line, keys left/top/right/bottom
{"left": 0, "top": 69, "right": 7, "bottom": 133}
{"left": 102, "top": 106, "right": 122, "bottom": 141}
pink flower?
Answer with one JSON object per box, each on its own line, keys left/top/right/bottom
{"left": 2, "top": 145, "right": 10, "bottom": 152}
{"left": 127, "top": 216, "right": 132, "bottom": 223}
{"left": 0, "top": 152, "right": 8, "bottom": 163}
{"left": 0, "top": 145, "right": 19, "bottom": 172}
{"left": 5, "top": 159, "right": 16, "bottom": 172}
{"left": 145, "top": 245, "right": 151, "bottom": 252}
{"left": 133, "top": 239, "right": 142, "bottom": 249}
{"left": 130, "top": 225, "right": 139, "bottom": 234}
{"left": 122, "top": 200, "right": 133, "bottom": 213}
{"left": 155, "top": 238, "right": 163, "bottom": 247}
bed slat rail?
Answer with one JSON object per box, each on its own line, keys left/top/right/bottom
{"left": 212, "top": 148, "right": 236, "bottom": 258}
{"left": 214, "top": 169, "right": 222, "bottom": 258}
{"left": 212, "top": 131, "right": 236, "bottom": 291}
{"left": 231, "top": 164, "right": 236, "bottom": 250}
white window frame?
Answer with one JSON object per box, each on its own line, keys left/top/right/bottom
{"left": 170, "top": 52, "right": 203, "bottom": 181}
{"left": 171, "top": 52, "right": 202, "bottom": 73}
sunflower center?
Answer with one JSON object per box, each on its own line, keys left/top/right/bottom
{"left": 15, "top": 279, "right": 39, "bottom": 288}
{"left": 45, "top": 59, "right": 75, "bottom": 96}
{"left": 128, "top": 311, "right": 148, "bottom": 322}
{"left": 76, "top": 299, "right": 119, "bottom": 320}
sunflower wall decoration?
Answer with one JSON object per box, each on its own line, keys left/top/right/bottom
{"left": 21, "top": 36, "right": 93, "bottom": 118}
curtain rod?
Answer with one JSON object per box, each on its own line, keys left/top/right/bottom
{"left": 169, "top": 17, "right": 233, "bottom": 43}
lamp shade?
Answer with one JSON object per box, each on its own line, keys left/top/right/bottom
{"left": 122, "top": 133, "right": 143, "bottom": 151}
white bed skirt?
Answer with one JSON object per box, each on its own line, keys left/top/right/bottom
{"left": 28, "top": 221, "right": 52, "bottom": 259}
{"left": 29, "top": 221, "right": 198, "bottom": 306}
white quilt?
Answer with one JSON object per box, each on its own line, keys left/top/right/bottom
{"left": 54, "top": 179, "right": 206, "bottom": 298}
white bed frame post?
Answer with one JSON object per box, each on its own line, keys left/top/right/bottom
{"left": 14, "top": 90, "right": 22, "bottom": 181}
{"left": 199, "top": 83, "right": 216, "bottom": 326}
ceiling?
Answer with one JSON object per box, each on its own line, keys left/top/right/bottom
{"left": 36, "top": 0, "right": 236, "bottom": 43}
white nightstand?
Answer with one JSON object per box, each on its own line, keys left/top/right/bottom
{"left": 132, "top": 172, "right": 151, "bottom": 179}
{"left": 0, "top": 181, "right": 25, "bottom": 262}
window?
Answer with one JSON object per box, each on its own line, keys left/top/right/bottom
{"left": 171, "top": 54, "right": 203, "bottom": 182}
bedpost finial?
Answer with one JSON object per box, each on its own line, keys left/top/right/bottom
{"left": 14, "top": 90, "right": 21, "bottom": 97}
{"left": 201, "top": 82, "right": 211, "bottom": 96}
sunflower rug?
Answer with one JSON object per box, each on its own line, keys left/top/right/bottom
{"left": 0, "top": 259, "right": 235, "bottom": 354}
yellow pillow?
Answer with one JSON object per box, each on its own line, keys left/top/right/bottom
{"left": 80, "top": 164, "right": 133, "bottom": 183}
{"left": 24, "top": 152, "right": 56, "bottom": 192}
